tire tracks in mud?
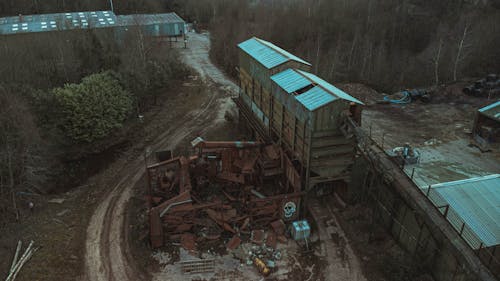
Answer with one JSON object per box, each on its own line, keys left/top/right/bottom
{"left": 84, "top": 32, "right": 236, "bottom": 281}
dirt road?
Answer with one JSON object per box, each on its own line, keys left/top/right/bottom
{"left": 84, "top": 32, "right": 236, "bottom": 281}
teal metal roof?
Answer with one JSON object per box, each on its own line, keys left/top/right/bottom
{"left": 116, "top": 13, "right": 185, "bottom": 26}
{"left": 297, "top": 70, "right": 363, "bottom": 105}
{"left": 0, "top": 11, "right": 185, "bottom": 36}
{"left": 296, "top": 87, "right": 336, "bottom": 111}
{"left": 0, "top": 11, "right": 116, "bottom": 35}
{"left": 478, "top": 100, "right": 500, "bottom": 121}
{"left": 270, "top": 69, "right": 311, "bottom": 93}
{"left": 238, "top": 37, "right": 311, "bottom": 69}
{"left": 429, "top": 174, "right": 500, "bottom": 248}
{"left": 271, "top": 68, "right": 363, "bottom": 112}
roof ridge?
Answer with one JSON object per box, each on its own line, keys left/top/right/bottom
{"left": 295, "top": 69, "right": 336, "bottom": 98}
{"left": 431, "top": 174, "right": 500, "bottom": 188}
{"left": 296, "top": 69, "right": 364, "bottom": 105}
{"left": 254, "top": 37, "right": 289, "bottom": 59}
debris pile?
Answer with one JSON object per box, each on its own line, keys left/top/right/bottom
{"left": 146, "top": 137, "right": 304, "bottom": 253}
{"left": 463, "top": 74, "right": 500, "bottom": 98}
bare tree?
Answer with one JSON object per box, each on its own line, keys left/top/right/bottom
{"left": 0, "top": 88, "right": 39, "bottom": 222}
{"left": 453, "top": 23, "right": 471, "bottom": 81}
{"left": 433, "top": 38, "right": 444, "bottom": 85}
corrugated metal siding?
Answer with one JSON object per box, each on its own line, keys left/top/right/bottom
{"left": 271, "top": 69, "right": 311, "bottom": 94}
{"left": 0, "top": 11, "right": 185, "bottom": 36}
{"left": 256, "top": 38, "right": 310, "bottom": 67}
{"left": 479, "top": 100, "right": 500, "bottom": 121}
{"left": 296, "top": 87, "right": 336, "bottom": 111}
{"left": 297, "top": 70, "right": 363, "bottom": 105}
{"left": 238, "top": 37, "right": 310, "bottom": 69}
{"left": 429, "top": 174, "right": 500, "bottom": 248}
{"left": 0, "top": 11, "right": 115, "bottom": 34}
{"left": 270, "top": 68, "right": 363, "bottom": 113}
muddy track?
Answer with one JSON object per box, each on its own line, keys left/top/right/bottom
{"left": 309, "top": 198, "right": 367, "bottom": 281}
{"left": 84, "top": 32, "right": 237, "bottom": 281}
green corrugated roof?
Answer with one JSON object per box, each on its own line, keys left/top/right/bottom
{"left": 479, "top": 100, "right": 500, "bottom": 121}
{"left": 238, "top": 37, "right": 311, "bottom": 69}
{"left": 270, "top": 68, "right": 363, "bottom": 112}
{"left": 0, "top": 11, "right": 185, "bottom": 35}
{"left": 429, "top": 174, "right": 500, "bottom": 248}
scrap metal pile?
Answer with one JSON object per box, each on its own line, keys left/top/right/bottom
{"left": 146, "top": 137, "right": 304, "bottom": 251}
{"left": 463, "top": 74, "right": 500, "bottom": 98}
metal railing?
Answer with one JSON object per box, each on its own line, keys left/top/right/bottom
{"left": 349, "top": 118, "right": 499, "bottom": 278}
{"left": 423, "top": 185, "right": 499, "bottom": 277}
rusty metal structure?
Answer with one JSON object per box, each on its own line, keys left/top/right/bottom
{"left": 147, "top": 38, "right": 364, "bottom": 250}
{"left": 147, "top": 138, "right": 303, "bottom": 248}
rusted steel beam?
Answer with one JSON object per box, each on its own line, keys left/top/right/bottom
{"left": 150, "top": 208, "right": 163, "bottom": 248}
{"left": 152, "top": 191, "right": 192, "bottom": 215}
{"left": 192, "top": 137, "right": 262, "bottom": 149}
{"left": 205, "top": 209, "right": 236, "bottom": 233}
{"left": 249, "top": 192, "right": 305, "bottom": 203}
{"left": 217, "top": 172, "right": 246, "bottom": 184}
{"left": 147, "top": 157, "right": 181, "bottom": 169}
{"left": 226, "top": 235, "right": 242, "bottom": 250}
{"left": 179, "top": 156, "right": 192, "bottom": 193}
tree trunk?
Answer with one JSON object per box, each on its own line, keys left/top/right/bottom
{"left": 453, "top": 25, "right": 469, "bottom": 81}
{"left": 314, "top": 34, "right": 321, "bottom": 74}
{"left": 347, "top": 30, "right": 358, "bottom": 71}
{"left": 434, "top": 38, "right": 443, "bottom": 86}
{"left": 6, "top": 143, "right": 19, "bottom": 221}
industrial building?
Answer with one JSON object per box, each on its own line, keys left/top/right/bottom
{"left": 233, "top": 37, "right": 499, "bottom": 280}
{"left": 0, "top": 10, "right": 186, "bottom": 37}
{"left": 427, "top": 174, "right": 500, "bottom": 277}
{"left": 473, "top": 100, "right": 500, "bottom": 145}
{"left": 236, "top": 37, "right": 363, "bottom": 192}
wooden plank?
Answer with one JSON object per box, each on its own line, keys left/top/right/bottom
{"left": 311, "top": 144, "right": 354, "bottom": 158}
{"left": 310, "top": 156, "right": 354, "bottom": 167}
{"left": 311, "top": 136, "right": 354, "bottom": 148}
{"left": 312, "top": 130, "right": 344, "bottom": 138}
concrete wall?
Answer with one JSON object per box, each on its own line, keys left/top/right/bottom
{"left": 349, "top": 155, "right": 497, "bottom": 281}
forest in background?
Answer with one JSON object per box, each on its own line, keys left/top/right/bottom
{"left": 3, "top": 0, "right": 499, "bottom": 91}
{"left": 168, "top": 0, "right": 500, "bottom": 92}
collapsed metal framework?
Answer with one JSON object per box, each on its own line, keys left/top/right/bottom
{"left": 147, "top": 138, "right": 304, "bottom": 248}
